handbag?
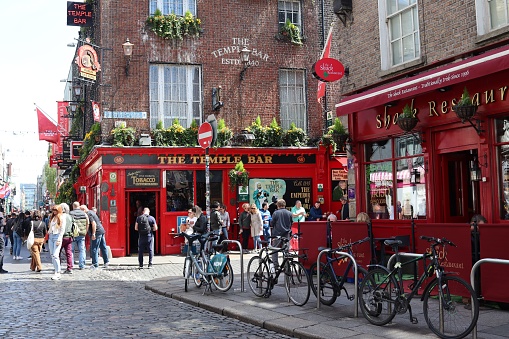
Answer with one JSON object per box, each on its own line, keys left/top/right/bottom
{"left": 26, "top": 222, "right": 35, "bottom": 250}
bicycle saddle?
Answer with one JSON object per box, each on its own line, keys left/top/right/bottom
{"left": 384, "top": 239, "right": 402, "bottom": 247}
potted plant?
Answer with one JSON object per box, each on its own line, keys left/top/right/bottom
{"left": 228, "top": 161, "right": 249, "bottom": 191}
{"left": 111, "top": 125, "right": 136, "bottom": 147}
{"left": 277, "top": 19, "right": 303, "bottom": 45}
{"left": 453, "top": 87, "right": 477, "bottom": 122}
{"left": 396, "top": 104, "right": 419, "bottom": 132}
{"left": 216, "top": 118, "right": 233, "bottom": 147}
{"left": 146, "top": 9, "right": 203, "bottom": 40}
{"left": 283, "top": 122, "right": 308, "bottom": 147}
{"left": 321, "top": 118, "right": 348, "bottom": 153}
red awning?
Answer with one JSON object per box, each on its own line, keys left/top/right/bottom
{"left": 336, "top": 44, "right": 509, "bottom": 115}
{"left": 332, "top": 157, "right": 348, "bottom": 167}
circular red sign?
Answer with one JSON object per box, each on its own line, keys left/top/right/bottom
{"left": 198, "top": 122, "right": 213, "bottom": 148}
{"left": 312, "top": 58, "right": 345, "bottom": 82}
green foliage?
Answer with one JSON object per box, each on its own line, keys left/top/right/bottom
{"left": 247, "top": 116, "right": 268, "bottom": 147}
{"left": 283, "top": 122, "right": 308, "bottom": 146}
{"left": 81, "top": 122, "right": 101, "bottom": 161}
{"left": 152, "top": 119, "right": 198, "bottom": 146}
{"left": 401, "top": 104, "right": 414, "bottom": 118}
{"left": 265, "top": 118, "right": 283, "bottom": 147}
{"left": 56, "top": 165, "right": 79, "bottom": 204}
{"left": 146, "top": 10, "right": 202, "bottom": 40}
{"left": 216, "top": 118, "right": 233, "bottom": 147}
{"left": 279, "top": 19, "right": 303, "bottom": 45}
{"left": 330, "top": 118, "right": 347, "bottom": 135}
{"left": 458, "top": 87, "right": 473, "bottom": 106}
{"left": 111, "top": 125, "right": 136, "bottom": 147}
{"left": 322, "top": 118, "right": 348, "bottom": 152}
{"left": 156, "top": 120, "right": 164, "bottom": 129}
{"left": 229, "top": 161, "right": 249, "bottom": 191}
{"left": 43, "top": 163, "right": 57, "bottom": 198}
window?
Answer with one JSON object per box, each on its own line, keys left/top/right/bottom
{"left": 279, "top": 69, "right": 307, "bottom": 130}
{"left": 378, "top": 0, "right": 420, "bottom": 69}
{"left": 149, "top": 64, "right": 202, "bottom": 129}
{"left": 149, "top": 0, "right": 196, "bottom": 16}
{"left": 365, "top": 135, "right": 426, "bottom": 220}
{"left": 476, "top": 0, "right": 509, "bottom": 35}
{"left": 166, "top": 170, "right": 194, "bottom": 212}
{"left": 196, "top": 170, "right": 223, "bottom": 209}
{"left": 496, "top": 118, "right": 509, "bottom": 219}
{"left": 278, "top": 0, "right": 301, "bottom": 29}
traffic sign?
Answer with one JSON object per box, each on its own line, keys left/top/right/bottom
{"left": 198, "top": 122, "right": 213, "bottom": 148}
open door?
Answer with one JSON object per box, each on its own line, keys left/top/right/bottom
{"left": 439, "top": 150, "right": 480, "bottom": 223}
{"left": 127, "top": 191, "right": 158, "bottom": 255}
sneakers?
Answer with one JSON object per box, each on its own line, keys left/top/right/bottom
{"left": 0, "top": 269, "right": 8, "bottom": 274}
{"left": 64, "top": 269, "right": 73, "bottom": 274}
{"left": 15, "top": 256, "right": 23, "bottom": 260}
{"left": 138, "top": 266, "right": 143, "bottom": 269}
{"left": 90, "top": 265, "right": 98, "bottom": 270}
{"left": 51, "top": 273, "right": 61, "bottom": 280}
{"left": 148, "top": 264, "right": 153, "bottom": 269}
{"left": 103, "top": 262, "right": 109, "bottom": 269}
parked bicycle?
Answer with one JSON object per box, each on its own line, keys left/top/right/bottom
{"left": 310, "top": 237, "right": 370, "bottom": 305}
{"left": 358, "top": 236, "right": 479, "bottom": 339}
{"left": 247, "top": 232, "right": 311, "bottom": 306}
{"left": 178, "top": 232, "right": 234, "bottom": 293}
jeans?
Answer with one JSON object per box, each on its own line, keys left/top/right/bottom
{"left": 221, "top": 227, "right": 229, "bottom": 240}
{"left": 60, "top": 237, "right": 74, "bottom": 270}
{"left": 253, "top": 235, "right": 262, "bottom": 250}
{"left": 12, "top": 233, "right": 22, "bottom": 257}
{"left": 263, "top": 226, "right": 271, "bottom": 241}
{"left": 48, "top": 234, "right": 63, "bottom": 273}
{"left": 90, "top": 234, "right": 109, "bottom": 267}
{"left": 0, "top": 234, "right": 8, "bottom": 248}
{"left": 138, "top": 235, "right": 154, "bottom": 267}
{"left": 73, "top": 236, "right": 86, "bottom": 269}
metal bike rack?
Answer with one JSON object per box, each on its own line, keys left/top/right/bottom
{"left": 470, "top": 258, "right": 509, "bottom": 339}
{"left": 387, "top": 252, "right": 423, "bottom": 270}
{"left": 220, "top": 239, "right": 244, "bottom": 292}
{"left": 316, "top": 249, "right": 359, "bottom": 317}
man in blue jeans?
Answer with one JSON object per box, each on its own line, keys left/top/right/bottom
{"left": 70, "top": 202, "right": 89, "bottom": 270}
{"left": 81, "top": 205, "right": 109, "bottom": 269}
{"left": 135, "top": 207, "right": 158, "bottom": 269}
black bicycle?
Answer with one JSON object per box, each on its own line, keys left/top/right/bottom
{"left": 310, "top": 237, "right": 370, "bottom": 305}
{"left": 247, "top": 233, "right": 311, "bottom": 306}
{"left": 358, "top": 236, "right": 479, "bottom": 339}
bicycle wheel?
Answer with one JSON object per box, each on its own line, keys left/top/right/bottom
{"left": 192, "top": 257, "right": 203, "bottom": 288}
{"left": 309, "top": 262, "right": 337, "bottom": 306}
{"left": 183, "top": 257, "right": 191, "bottom": 292}
{"left": 423, "top": 275, "right": 479, "bottom": 339}
{"left": 247, "top": 256, "right": 270, "bottom": 297}
{"left": 358, "top": 267, "right": 398, "bottom": 326}
{"left": 211, "top": 260, "right": 234, "bottom": 292}
{"left": 285, "top": 261, "right": 311, "bottom": 306}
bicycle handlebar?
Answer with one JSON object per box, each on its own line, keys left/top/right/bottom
{"left": 332, "top": 236, "right": 371, "bottom": 252}
{"left": 420, "top": 235, "right": 456, "bottom": 247}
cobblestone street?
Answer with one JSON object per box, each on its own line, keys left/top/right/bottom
{"left": 0, "top": 247, "right": 288, "bottom": 339}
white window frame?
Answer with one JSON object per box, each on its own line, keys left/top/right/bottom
{"left": 476, "top": 0, "right": 509, "bottom": 36}
{"left": 378, "top": 0, "right": 420, "bottom": 70}
{"left": 278, "top": 0, "right": 302, "bottom": 30}
{"left": 149, "top": 0, "right": 196, "bottom": 16}
{"left": 279, "top": 69, "right": 307, "bottom": 131}
{"left": 149, "top": 64, "right": 202, "bottom": 129}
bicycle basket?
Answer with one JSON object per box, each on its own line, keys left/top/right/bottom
{"left": 207, "top": 253, "right": 227, "bottom": 274}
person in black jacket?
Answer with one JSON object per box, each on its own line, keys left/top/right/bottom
{"left": 238, "top": 203, "right": 251, "bottom": 253}
{"left": 0, "top": 233, "right": 7, "bottom": 273}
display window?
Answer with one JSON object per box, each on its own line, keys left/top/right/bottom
{"left": 496, "top": 118, "right": 509, "bottom": 220}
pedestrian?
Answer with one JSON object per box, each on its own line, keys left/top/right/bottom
{"left": 48, "top": 204, "right": 66, "bottom": 280}
{"left": 309, "top": 201, "right": 325, "bottom": 221}
{"left": 270, "top": 199, "right": 293, "bottom": 270}
{"left": 0, "top": 212, "right": 8, "bottom": 249}
{"left": 219, "top": 204, "right": 230, "bottom": 243}
{"left": 192, "top": 205, "right": 207, "bottom": 235}
{"left": 0, "top": 234, "right": 7, "bottom": 273}
{"left": 60, "top": 203, "right": 74, "bottom": 274}
{"left": 209, "top": 201, "right": 223, "bottom": 247}
{"left": 238, "top": 203, "right": 251, "bottom": 253}
{"left": 339, "top": 196, "right": 350, "bottom": 220}
{"left": 356, "top": 212, "right": 371, "bottom": 223}
{"left": 70, "top": 202, "right": 89, "bottom": 270}
{"left": 6, "top": 212, "right": 16, "bottom": 255}
{"left": 182, "top": 208, "right": 197, "bottom": 255}
{"left": 260, "top": 202, "right": 271, "bottom": 241}
{"left": 81, "top": 205, "right": 110, "bottom": 269}
{"left": 249, "top": 203, "right": 263, "bottom": 253}
{"left": 134, "top": 207, "right": 158, "bottom": 269}
{"left": 291, "top": 200, "right": 306, "bottom": 222}
{"left": 12, "top": 212, "right": 24, "bottom": 259}
{"left": 29, "top": 210, "right": 46, "bottom": 272}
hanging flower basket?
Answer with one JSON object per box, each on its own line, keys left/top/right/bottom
{"left": 332, "top": 133, "right": 349, "bottom": 153}
{"left": 452, "top": 104, "right": 477, "bottom": 123}
{"left": 228, "top": 161, "right": 249, "bottom": 191}
{"left": 396, "top": 116, "right": 419, "bottom": 132}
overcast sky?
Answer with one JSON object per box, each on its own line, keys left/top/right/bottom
{"left": 0, "top": 1, "right": 79, "bottom": 185}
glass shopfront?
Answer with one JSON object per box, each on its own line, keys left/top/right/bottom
{"left": 165, "top": 170, "right": 223, "bottom": 211}
{"left": 496, "top": 118, "right": 509, "bottom": 220}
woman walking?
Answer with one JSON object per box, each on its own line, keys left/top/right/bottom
{"left": 30, "top": 211, "right": 46, "bottom": 272}
{"left": 11, "top": 213, "right": 25, "bottom": 260}
{"left": 48, "top": 204, "right": 66, "bottom": 280}
{"left": 250, "top": 203, "right": 263, "bottom": 253}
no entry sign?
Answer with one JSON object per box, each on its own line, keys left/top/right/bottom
{"left": 198, "top": 122, "right": 213, "bottom": 148}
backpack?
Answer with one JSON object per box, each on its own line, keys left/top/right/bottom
{"left": 13, "top": 219, "right": 23, "bottom": 237}
{"left": 193, "top": 214, "right": 208, "bottom": 234}
{"left": 71, "top": 216, "right": 79, "bottom": 238}
{"left": 138, "top": 214, "right": 151, "bottom": 235}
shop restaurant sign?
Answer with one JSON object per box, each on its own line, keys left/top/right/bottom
{"left": 67, "top": 1, "right": 93, "bottom": 27}
{"left": 312, "top": 58, "right": 345, "bottom": 82}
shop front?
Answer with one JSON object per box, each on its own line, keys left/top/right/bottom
{"left": 77, "top": 146, "right": 346, "bottom": 257}
{"left": 336, "top": 44, "right": 509, "bottom": 303}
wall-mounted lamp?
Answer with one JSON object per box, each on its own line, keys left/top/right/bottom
{"left": 470, "top": 153, "right": 488, "bottom": 182}
{"left": 437, "top": 86, "right": 451, "bottom": 92}
{"left": 122, "top": 38, "right": 134, "bottom": 76}
{"left": 410, "top": 168, "right": 421, "bottom": 184}
{"left": 72, "top": 81, "right": 83, "bottom": 99}
{"left": 239, "top": 46, "right": 251, "bottom": 81}
{"left": 233, "top": 129, "right": 255, "bottom": 145}
{"left": 385, "top": 101, "right": 399, "bottom": 108}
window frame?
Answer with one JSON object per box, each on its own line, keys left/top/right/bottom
{"left": 149, "top": 0, "right": 197, "bottom": 16}
{"left": 279, "top": 68, "right": 307, "bottom": 131}
{"left": 476, "top": 0, "right": 509, "bottom": 37}
{"left": 278, "top": 0, "right": 302, "bottom": 31}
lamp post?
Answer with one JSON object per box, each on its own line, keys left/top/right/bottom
{"left": 239, "top": 46, "right": 251, "bottom": 80}
{"left": 122, "top": 38, "right": 134, "bottom": 76}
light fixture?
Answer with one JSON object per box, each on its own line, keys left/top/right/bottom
{"left": 470, "top": 153, "right": 487, "bottom": 182}
{"left": 68, "top": 102, "right": 78, "bottom": 114}
{"left": 72, "top": 81, "right": 82, "bottom": 98}
{"left": 233, "top": 129, "right": 255, "bottom": 145}
{"left": 122, "top": 38, "right": 134, "bottom": 76}
{"left": 410, "top": 168, "right": 421, "bottom": 184}
{"left": 239, "top": 46, "right": 251, "bottom": 81}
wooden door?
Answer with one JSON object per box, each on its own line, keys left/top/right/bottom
{"left": 440, "top": 151, "right": 472, "bottom": 223}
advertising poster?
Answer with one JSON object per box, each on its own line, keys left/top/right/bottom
{"left": 249, "top": 178, "right": 312, "bottom": 212}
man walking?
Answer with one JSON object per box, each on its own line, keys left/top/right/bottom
{"left": 70, "top": 202, "right": 89, "bottom": 270}
{"left": 81, "top": 205, "right": 109, "bottom": 269}
{"left": 0, "top": 235, "right": 7, "bottom": 273}
{"left": 135, "top": 207, "right": 158, "bottom": 269}
{"left": 270, "top": 199, "right": 293, "bottom": 269}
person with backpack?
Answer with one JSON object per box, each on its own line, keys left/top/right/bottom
{"left": 70, "top": 202, "right": 89, "bottom": 270}
{"left": 60, "top": 203, "right": 75, "bottom": 274}
{"left": 11, "top": 212, "right": 24, "bottom": 260}
{"left": 134, "top": 207, "right": 158, "bottom": 269}
{"left": 81, "top": 205, "right": 109, "bottom": 269}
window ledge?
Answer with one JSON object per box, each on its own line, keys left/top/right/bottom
{"left": 378, "top": 56, "right": 426, "bottom": 78}
{"left": 475, "top": 26, "right": 509, "bottom": 45}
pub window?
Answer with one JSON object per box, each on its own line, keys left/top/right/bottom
{"left": 149, "top": 0, "right": 196, "bottom": 16}
{"left": 166, "top": 170, "right": 194, "bottom": 212}
{"left": 196, "top": 170, "right": 223, "bottom": 210}
{"left": 365, "top": 135, "right": 426, "bottom": 220}
{"left": 149, "top": 64, "right": 202, "bottom": 129}
{"left": 496, "top": 118, "right": 509, "bottom": 219}
{"left": 378, "top": 0, "right": 420, "bottom": 70}
{"left": 279, "top": 69, "right": 307, "bottom": 130}
{"left": 278, "top": 0, "right": 302, "bottom": 31}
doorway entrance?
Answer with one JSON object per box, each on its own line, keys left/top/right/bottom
{"left": 439, "top": 150, "right": 480, "bottom": 223}
{"left": 127, "top": 191, "right": 158, "bottom": 255}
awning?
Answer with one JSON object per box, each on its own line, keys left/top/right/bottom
{"left": 332, "top": 157, "right": 348, "bottom": 167}
{"left": 336, "top": 44, "right": 509, "bottom": 115}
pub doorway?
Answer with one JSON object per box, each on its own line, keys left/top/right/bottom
{"left": 127, "top": 191, "right": 158, "bottom": 256}
{"left": 439, "top": 150, "right": 481, "bottom": 223}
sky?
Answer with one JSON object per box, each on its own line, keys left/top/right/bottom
{"left": 0, "top": 1, "right": 79, "bottom": 186}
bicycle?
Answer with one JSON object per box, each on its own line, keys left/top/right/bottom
{"left": 178, "top": 232, "right": 234, "bottom": 293}
{"left": 358, "top": 236, "right": 479, "bottom": 339}
{"left": 247, "top": 232, "right": 311, "bottom": 306}
{"left": 310, "top": 237, "right": 370, "bottom": 305}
